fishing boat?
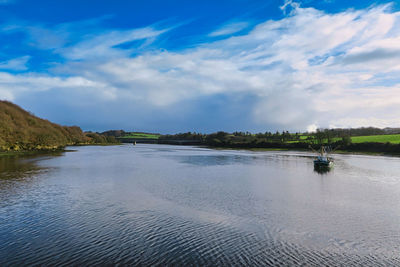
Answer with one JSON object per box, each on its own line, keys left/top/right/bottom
{"left": 314, "top": 154, "right": 332, "bottom": 167}
{"left": 309, "top": 145, "right": 336, "bottom": 169}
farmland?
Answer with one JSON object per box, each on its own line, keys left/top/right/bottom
{"left": 120, "top": 132, "right": 160, "bottom": 139}
{"left": 117, "top": 131, "right": 400, "bottom": 149}
{"left": 351, "top": 134, "right": 400, "bottom": 144}
{"left": 293, "top": 134, "right": 400, "bottom": 144}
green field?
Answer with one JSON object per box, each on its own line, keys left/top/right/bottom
{"left": 118, "top": 132, "right": 400, "bottom": 143}
{"left": 351, "top": 134, "right": 400, "bottom": 144}
{"left": 287, "top": 134, "right": 400, "bottom": 144}
{"left": 120, "top": 132, "right": 160, "bottom": 139}
{"left": 299, "top": 135, "right": 310, "bottom": 140}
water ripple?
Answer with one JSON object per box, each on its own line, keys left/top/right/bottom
{"left": 1, "top": 145, "right": 400, "bottom": 266}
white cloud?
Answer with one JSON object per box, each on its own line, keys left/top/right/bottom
{"left": 0, "top": 71, "right": 115, "bottom": 102}
{"left": 59, "top": 27, "right": 168, "bottom": 60}
{"left": 0, "top": 56, "right": 30, "bottom": 71}
{"left": 280, "top": 0, "right": 300, "bottom": 15}
{"left": 307, "top": 124, "right": 318, "bottom": 133}
{"left": 2, "top": 3, "right": 400, "bottom": 131}
{"left": 209, "top": 22, "right": 249, "bottom": 37}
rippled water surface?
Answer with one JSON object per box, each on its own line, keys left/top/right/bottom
{"left": 1, "top": 144, "right": 400, "bottom": 266}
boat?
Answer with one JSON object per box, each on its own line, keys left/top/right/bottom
{"left": 313, "top": 155, "right": 332, "bottom": 167}
{"left": 309, "top": 145, "right": 336, "bottom": 170}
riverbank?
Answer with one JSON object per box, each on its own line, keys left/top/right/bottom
{"left": 3, "top": 141, "right": 399, "bottom": 159}
{"left": 153, "top": 130, "right": 400, "bottom": 156}
{"left": 209, "top": 146, "right": 400, "bottom": 157}
{"left": 123, "top": 138, "right": 400, "bottom": 157}
{"left": 216, "top": 146, "right": 400, "bottom": 157}
{"left": 186, "top": 141, "right": 400, "bottom": 157}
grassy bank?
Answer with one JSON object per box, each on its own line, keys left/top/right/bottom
{"left": 288, "top": 134, "right": 400, "bottom": 145}
{"left": 350, "top": 134, "right": 400, "bottom": 144}
{"left": 156, "top": 131, "right": 400, "bottom": 156}
{"left": 119, "top": 132, "right": 160, "bottom": 139}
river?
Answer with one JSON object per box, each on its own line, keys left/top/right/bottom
{"left": 1, "top": 144, "right": 400, "bottom": 266}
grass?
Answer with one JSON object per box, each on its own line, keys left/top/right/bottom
{"left": 119, "top": 132, "right": 400, "bottom": 143}
{"left": 350, "top": 134, "right": 400, "bottom": 144}
{"left": 279, "top": 134, "right": 400, "bottom": 145}
{"left": 120, "top": 132, "right": 160, "bottom": 139}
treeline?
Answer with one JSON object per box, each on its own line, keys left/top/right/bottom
{"left": 204, "top": 132, "right": 305, "bottom": 147}
{"left": 160, "top": 131, "right": 302, "bottom": 143}
{"left": 310, "top": 127, "right": 394, "bottom": 139}
{"left": 85, "top": 132, "right": 118, "bottom": 144}
{"left": 101, "top": 130, "right": 126, "bottom": 137}
{"left": 159, "top": 131, "right": 312, "bottom": 145}
{"left": 157, "top": 128, "right": 400, "bottom": 154}
{"left": 161, "top": 132, "right": 205, "bottom": 141}
{"left": 302, "top": 127, "right": 400, "bottom": 145}
{"left": 0, "top": 101, "right": 118, "bottom": 152}
{"left": 121, "top": 127, "right": 400, "bottom": 145}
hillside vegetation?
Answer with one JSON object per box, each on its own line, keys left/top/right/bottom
{"left": 0, "top": 101, "right": 117, "bottom": 152}
{"left": 101, "top": 130, "right": 160, "bottom": 141}
{"left": 158, "top": 129, "right": 400, "bottom": 154}
{"left": 120, "top": 132, "right": 160, "bottom": 139}
{"left": 350, "top": 134, "right": 400, "bottom": 144}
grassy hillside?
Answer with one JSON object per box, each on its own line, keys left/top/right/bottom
{"left": 120, "top": 132, "right": 160, "bottom": 139}
{"left": 294, "top": 134, "right": 400, "bottom": 144}
{"left": 351, "top": 134, "right": 400, "bottom": 144}
{"left": 0, "top": 101, "right": 115, "bottom": 152}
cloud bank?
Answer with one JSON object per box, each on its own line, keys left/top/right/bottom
{"left": 1, "top": 3, "right": 400, "bottom": 132}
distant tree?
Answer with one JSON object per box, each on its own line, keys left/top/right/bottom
{"left": 314, "top": 129, "right": 325, "bottom": 145}
{"left": 105, "top": 136, "right": 118, "bottom": 143}
{"left": 324, "top": 129, "right": 334, "bottom": 144}
{"left": 101, "top": 130, "right": 126, "bottom": 137}
{"left": 341, "top": 135, "right": 352, "bottom": 146}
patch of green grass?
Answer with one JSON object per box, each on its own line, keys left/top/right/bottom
{"left": 286, "top": 135, "right": 400, "bottom": 144}
{"left": 120, "top": 132, "right": 160, "bottom": 139}
{"left": 299, "top": 135, "right": 310, "bottom": 140}
{"left": 351, "top": 134, "right": 400, "bottom": 144}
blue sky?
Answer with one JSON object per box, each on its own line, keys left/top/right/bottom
{"left": 1, "top": 0, "right": 400, "bottom": 133}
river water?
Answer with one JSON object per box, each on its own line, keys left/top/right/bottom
{"left": 1, "top": 144, "right": 400, "bottom": 266}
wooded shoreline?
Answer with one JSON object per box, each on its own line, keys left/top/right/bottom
{"left": 2, "top": 100, "right": 400, "bottom": 157}
{"left": 0, "top": 101, "right": 120, "bottom": 154}
{"left": 119, "top": 138, "right": 400, "bottom": 156}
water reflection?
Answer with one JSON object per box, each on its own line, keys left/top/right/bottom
{"left": 0, "top": 156, "right": 43, "bottom": 180}
{"left": 313, "top": 165, "right": 332, "bottom": 174}
{"left": 0, "top": 151, "right": 63, "bottom": 180}
{"left": 1, "top": 145, "right": 400, "bottom": 266}
{"left": 0, "top": 152, "right": 65, "bottom": 208}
